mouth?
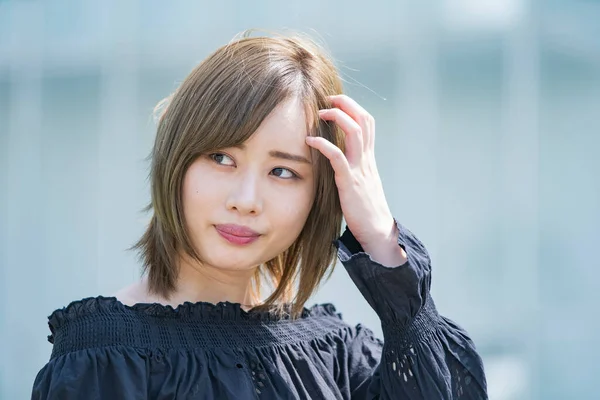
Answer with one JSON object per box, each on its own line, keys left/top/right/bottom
{"left": 214, "top": 224, "right": 261, "bottom": 246}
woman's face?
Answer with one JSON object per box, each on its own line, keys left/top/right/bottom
{"left": 182, "top": 97, "right": 316, "bottom": 272}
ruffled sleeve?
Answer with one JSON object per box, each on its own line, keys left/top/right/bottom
{"left": 335, "top": 221, "right": 488, "bottom": 399}
{"left": 31, "top": 299, "right": 150, "bottom": 400}
{"left": 32, "top": 350, "right": 149, "bottom": 400}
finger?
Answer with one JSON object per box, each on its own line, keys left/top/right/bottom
{"left": 305, "top": 136, "right": 351, "bottom": 181}
{"left": 318, "top": 108, "right": 363, "bottom": 164}
{"left": 328, "top": 95, "right": 375, "bottom": 152}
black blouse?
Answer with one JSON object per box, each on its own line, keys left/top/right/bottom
{"left": 32, "top": 222, "right": 487, "bottom": 399}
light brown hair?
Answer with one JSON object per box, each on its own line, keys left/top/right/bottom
{"left": 133, "top": 32, "right": 345, "bottom": 317}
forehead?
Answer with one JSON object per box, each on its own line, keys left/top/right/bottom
{"left": 246, "top": 98, "right": 311, "bottom": 148}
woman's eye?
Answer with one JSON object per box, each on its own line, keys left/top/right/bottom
{"left": 210, "top": 153, "right": 235, "bottom": 166}
{"left": 271, "top": 167, "right": 297, "bottom": 179}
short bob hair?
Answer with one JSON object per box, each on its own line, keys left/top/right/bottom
{"left": 134, "top": 32, "right": 345, "bottom": 317}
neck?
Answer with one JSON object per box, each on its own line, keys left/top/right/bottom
{"left": 160, "top": 254, "right": 258, "bottom": 310}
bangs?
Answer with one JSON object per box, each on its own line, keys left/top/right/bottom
{"left": 176, "top": 39, "right": 311, "bottom": 154}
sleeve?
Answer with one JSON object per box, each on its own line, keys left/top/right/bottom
{"left": 31, "top": 348, "right": 148, "bottom": 400}
{"left": 335, "top": 220, "right": 488, "bottom": 400}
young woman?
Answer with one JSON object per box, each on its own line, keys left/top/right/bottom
{"left": 32, "top": 34, "right": 487, "bottom": 399}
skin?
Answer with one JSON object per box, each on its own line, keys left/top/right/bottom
{"left": 116, "top": 95, "right": 407, "bottom": 309}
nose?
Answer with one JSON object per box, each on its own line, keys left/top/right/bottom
{"left": 225, "top": 171, "right": 263, "bottom": 215}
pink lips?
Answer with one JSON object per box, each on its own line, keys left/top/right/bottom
{"left": 214, "top": 224, "right": 261, "bottom": 245}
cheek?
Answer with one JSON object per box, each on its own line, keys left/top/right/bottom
{"left": 182, "top": 165, "right": 223, "bottom": 219}
{"left": 276, "top": 187, "right": 314, "bottom": 232}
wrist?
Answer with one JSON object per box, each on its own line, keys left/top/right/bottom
{"left": 361, "top": 220, "right": 408, "bottom": 267}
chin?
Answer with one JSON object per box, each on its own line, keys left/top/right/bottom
{"left": 202, "top": 251, "right": 261, "bottom": 271}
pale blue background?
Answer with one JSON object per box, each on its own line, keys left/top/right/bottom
{"left": 1, "top": 1, "right": 599, "bottom": 399}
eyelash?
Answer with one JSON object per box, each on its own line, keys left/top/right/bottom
{"left": 208, "top": 153, "right": 300, "bottom": 180}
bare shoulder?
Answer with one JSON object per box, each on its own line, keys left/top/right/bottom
{"left": 113, "top": 279, "right": 149, "bottom": 306}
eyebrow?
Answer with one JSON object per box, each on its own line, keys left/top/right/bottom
{"left": 269, "top": 150, "right": 311, "bottom": 164}
{"left": 232, "top": 143, "right": 312, "bottom": 164}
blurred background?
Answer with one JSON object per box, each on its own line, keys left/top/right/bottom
{"left": 1, "top": 0, "right": 599, "bottom": 399}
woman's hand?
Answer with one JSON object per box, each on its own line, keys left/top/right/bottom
{"left": 305, "top": 95, "right": 407, "bottom": 267}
